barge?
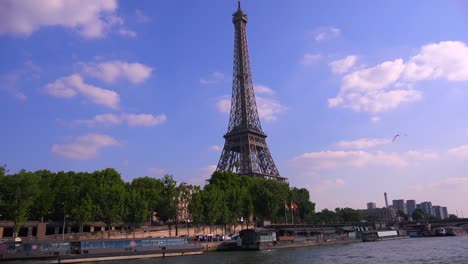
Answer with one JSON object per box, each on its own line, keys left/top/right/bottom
{"left": 237, "top": 225, "right": 360, "bottom": 250}
{"left": 0, "top": 237, "right": 203, "bottom": 263}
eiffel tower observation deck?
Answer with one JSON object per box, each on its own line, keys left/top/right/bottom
{"left": 216, "top": 2, "right": 287, "bottom": 182}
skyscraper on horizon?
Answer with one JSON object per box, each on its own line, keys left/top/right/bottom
{"left": 384, "top": 192, "right": 389, "bottom": 208}
{"left": 216, "top": 2, "right": 286, "bottom": 182}
{"left": 392, "top": 199, "right": 407, "bottom": 214}
{"left": 406, "top": 200, "right": 417, "bottom": 216}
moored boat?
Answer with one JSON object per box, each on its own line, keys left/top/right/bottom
{"left": 0, "top": 237, "right": 203, "bottom": 263}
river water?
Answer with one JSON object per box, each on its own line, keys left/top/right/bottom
{"left": 108, "top": 236, "right": 468, "bottom": 264}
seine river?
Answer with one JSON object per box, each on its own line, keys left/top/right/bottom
{"left": 106, "top": 236, "right": 468, "bottom": 264}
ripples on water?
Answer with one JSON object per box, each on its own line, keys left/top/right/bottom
{"left": 104, "top": 237, "right": 468, "bottom": 264}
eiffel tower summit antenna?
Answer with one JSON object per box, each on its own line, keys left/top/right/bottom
{"left": 215, "top": 3, "right": 287, "bottom": 182}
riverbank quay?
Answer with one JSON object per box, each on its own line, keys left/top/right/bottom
{"left": 0, "top": 237, "right": 203, "bottom": 263}
{"left": 0, "top": 221, "right": 253, "bottom": 242}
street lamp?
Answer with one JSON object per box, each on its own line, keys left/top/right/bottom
{"left": 62, "top": 214, "right": 69, "bottom": 240}
{"left": 61, "top": 202, "right": 66, "bottom": 241}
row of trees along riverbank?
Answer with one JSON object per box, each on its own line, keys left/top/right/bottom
{"left": 0, "top": 165, "right": 371, "bottom": 237}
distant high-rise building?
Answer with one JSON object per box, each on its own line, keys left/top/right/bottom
{"left": 433, "top": 205, "right": 443, "bottom": 219}
{"left": 384, "top": 192, "right": 389, "bottom": 208}
{"left": 406, "top": 200, "right": 417, "bottom": 216}
{"left": 419, "top": 201, "right": 433, "bottom": 215}
{"left": 367, "top": 202, "right": 377, "bottom": 210}
{"left": 392, "top": 199, "right": 407, "bottom": 214}
{"left": 442, "top": 207, "right": 449, "bottom": 219}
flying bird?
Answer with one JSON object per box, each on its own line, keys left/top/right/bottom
{"left": 392, "top": 133, "right": 407, "bottom": 142}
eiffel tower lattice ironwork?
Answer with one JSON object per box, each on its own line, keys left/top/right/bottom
{"left": 216, "top": 2, "right": 287, "bottom": 182}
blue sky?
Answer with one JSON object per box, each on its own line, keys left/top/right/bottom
{"left": 2, "top": 0, "right": 468, "bottom": 216}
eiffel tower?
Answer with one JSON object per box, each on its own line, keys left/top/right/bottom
{"left": 216, "top": 2, "right": 286, "bottom": 182}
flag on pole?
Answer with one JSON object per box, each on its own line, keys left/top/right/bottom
{"left": 291, "top": 202, "right": 298, "bottom": 210}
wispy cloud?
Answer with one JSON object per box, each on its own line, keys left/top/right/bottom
{"left": 335, "top": 138, "right": 391, "bottom": 149}
{"left": 290, "top": 149, "right": 439, "bottom": 171}
{"left": 301, "top": 53, "right": 322, "bottom": 65}
{"left": 254, "top": 84, "right": 275, "bottom": 95}
{"left": 0, "top": 60, "right": 41, "bottom": 100}
{"left": 216, "top": 95, "right": 287, "bottom": 121}
{"left": 118, "top": 28, "right": 137, "bottom": 38}
{"left": 314, "top": 27, "right": 341, "bottom": 42}
{"left": 81, "top": 60, "right": 152, "bottom": 84}
{"left": 147, "top": 167, "right": 166, "bottom": 177}
{"left": 135, "top": 9, "right": 151, "bottom": 23}
{"left": 448, "top": 145, "right": 468, "bottom": 158}
{"left": 210, "top": 145, "right": 222, "bottom": 152}
{"left": 70, "top": 113, "right": 167, "bottom": 127}
{"left": 200, "top": 72, "right": 224, "bottom": 85}
{"left": 329, "top": 55, "right": 358, "bottom": 74}
{"left": 45, "top": 74, "right": 120, "bottom": 109}
{"left": 52, "top": 133, "right": 119, "bottom": 160}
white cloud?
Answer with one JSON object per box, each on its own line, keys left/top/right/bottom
{"left": 185, "top": 165, "right": 217, "bottom": 186}
{"left": 335, "top": 138, "right": 391, "bottom": 149}
{"left": 51, "top": 133, "right": 119, "bottom": 160}
{"left": 403, "top": 41, "right": 468, "bottom": 81}
{"left": 434, "top": 177, "right": 468, "bottom": 187}
{"left": 291, "top": 150, "right": 408, "bottom": 170}
{"left": 71, "top": 113, "right": 167, "bottom": 127}
{"left": 0, "top": 0, "right": 124, "bottom": 39}
{"left": 81, "top": 61, "right": 152, "bottom": 84}
{"left": 448, "top": 145, "right": 468, "bottom": 158}
{"left": 200, "top": 72, "right": 224, "bottom": 85}
{"left": 216, "top": 97, "right": 231, "bottom": 113}
{"left": 216, "top": 83, "right": 286, "bottom": 122}
{"left": 210, "top": 145, "right": 222, "bottom": 152}
{"left": 45, "top": 74, "right": 120, "bottom": 109}
{"left": 329, "top": 55, "right": 358, "bottom": 74}
{"left": 135, "top": 9, "right": 151, "bottom": 23}
{"left": 147, "top": 167, "right": 166, "bottom": 177}
{"left": 406, "top": 150, "right": 439, "bottom": 160}
{"left": 290, "top": 149, "right": 439, "bottom": 171}
{"left": 342, "top": 59, "right": 406, "bottom": 92}
{"left": 118, "top": 28, "right": 137, "bottom": 38}
{"left": 256, "top": 97, "right": 287, "bottom": 121}
{"left": 216, "top": 96, "right": 286, "bottom": 121}
{"left": 371, "top": 116, "right": 381, "bottom": 123}
{"left": 254, "top": 84, "right": 275, "bottom": 95}
{"left": 301, "top": 53, "right": 321, "bottom": 65}
{"left": 329, "top": 89, "right": 422, "bottom": 113}
{"left": 314, "top": 27, "right": 341, "bottom": 41}
{"left": 330, "top": 41, "right": 468, "bottom": 113}
{"left": 122, "top": 113, "right": 167, "bottom": 127}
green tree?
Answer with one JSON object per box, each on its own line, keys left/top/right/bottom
{"left": 335, "top": 208, "right": 364, "bottom": 223}
{"left": 315, "top": 209, "right": 343, "bottom": 224}
{"left": 71, "top": 194, "right": 94, "bottom": 233}
{"left": 448, "top": 214, "right": 458, "bottom": 220}
{"left": 29, "top": 170, "right": 55, "bottom": 222}
{"left": 93, "top": 168, "right": 126, "bottom": 237}
{"left": 188, "top": 191, "right": 205, "bottom": 226}
{"left": 130, "top": 176, "right": 164, "bottom": 222}
{"left": 412, "top": 209, "right": 425, "bottom": 221}
{"left": 290, "top": 187, "right": 315, "bottom": 223}
{"left": 123, "top": 188, "right": 148, "bottom": 238}
{"left": 0, "top": 170, "right": 40, "bottom": 237}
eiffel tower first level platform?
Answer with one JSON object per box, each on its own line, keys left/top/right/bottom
{"left": 215, "top": 2, "right": 287, "bottom": 182}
